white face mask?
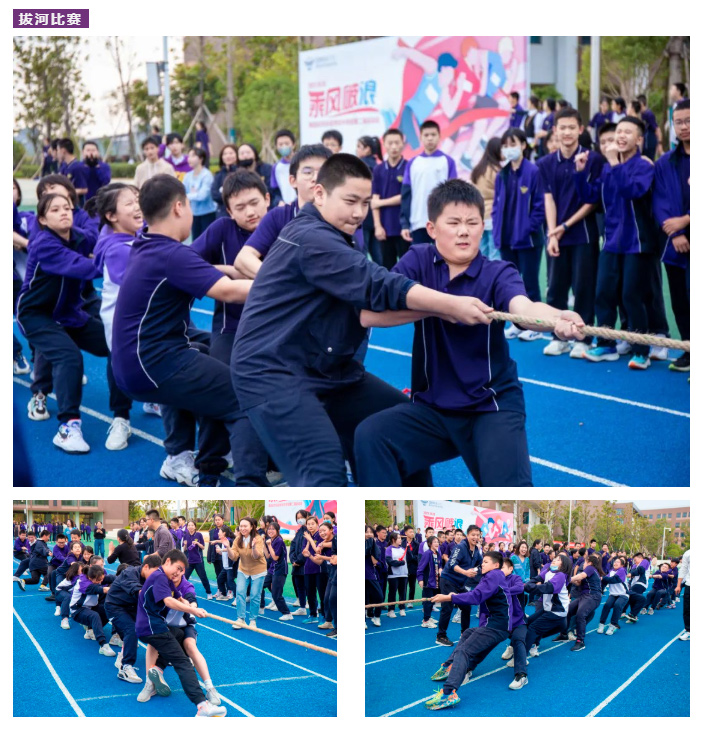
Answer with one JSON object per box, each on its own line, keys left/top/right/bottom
{"left": 501, "top": 146, "right": 522, "bottom": 163}
{"left": 297, "top": 518, "right": 306, "bottom": 525}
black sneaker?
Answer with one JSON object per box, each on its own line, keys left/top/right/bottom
{"left": 669, "top": 352, "right": 690, "bottom": 372}
{"left": 44, "top": 595, "right": 56, "bottom": 602}
{"left": 325, "top": 628, "right": 337, "bottom": 638}
{"left": 197, "top": 473, "right": 220, "bottom": 487}
{"left": 552, "top": 633, "right": 569, "bottom": 642}
{"left": 435, "top": 635, "right": 454, "bottom": 647}
{"left": 570, "top": 641, "right": 585, "bottom": 652}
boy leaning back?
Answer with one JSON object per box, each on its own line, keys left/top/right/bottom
{"left": 354, "top": 180, "right": 585, "bottom": 487}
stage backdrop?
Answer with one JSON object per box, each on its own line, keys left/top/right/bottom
{"left": 413, "top": 500, "right": 514, "bottom": 542}
{"left": 299, "top": 36, "right": 528, "bottom": 175}
{"left": 265, "top": 499, "right": 337, "bottom": 536}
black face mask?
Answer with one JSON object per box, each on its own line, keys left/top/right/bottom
{"left": 238, "top": 158, "right": 254, "bottom": 168}
{"left": 84, "top": 157, "right": 99, "bottom": 167}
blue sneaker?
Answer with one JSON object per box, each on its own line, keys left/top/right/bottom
{"left": 426, "top": 689, "right": 460, "bottom": 711}
{"left": 583, "top": 346, "right": 619, "bottom": 362}
{"left": 303, "top": 616, "right": 320, "bottom": 624}
{"left": 628, "top": 354, "right": 651, "bottom": 370}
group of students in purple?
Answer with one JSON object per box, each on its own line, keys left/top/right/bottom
{"left": 364, "top": 523, "right": 689, "bottom": 711}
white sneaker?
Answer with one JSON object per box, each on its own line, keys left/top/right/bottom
{"left": 605, "top": 624, "right": 616, "bottom": 635}
{"left": 61, "top": 618, "right": 70, "bottom": 629}
{"left": 432, "top": 605, "right": 440, "bottom": 612}
{"left": 529, "top": 645, "right": 539, "bottom": 658}
{"left": 451, "top": 612, "right": 461, "bottom": 623}
{"left": 205, "top": 686, "right": 221, "bottom": 705}
{"left": 196, "top": 701, "right": 227, "bottom": 717}
{"left": 518, "top": 329, "right": 542, "bottom": 342}
{"left": 504, "top": 323, "right": 522, "bottom": 339}
{"left": 292, "top": 607, "right": 307, "bottom": 616}
{"left": 84, "top": 629, "right": 95, "bottom": 640}
{"left": 567, "top": 631, "right": 576, "bottom": 641}
{"left": 118, "top": 664, "right": 143, "bottom": 684}
{"left": 54, "top": 606, "right": 61, "bottom": 616}
{"left": 137, "top": 679, "right": 156, "bottom": 703}
{"left": 460, "top": 672, "right": 473, "bottom": 686}
{"left": 14, "top": 354, "right": 31, "bottom": 375}
{"left": 649, "top": 334, "right": 669, "bottom": 360}
{"left": 53, "top": 420, "right": 90, "bottom": 453}
{"left": 399, "top": 609, "right": 406, "bottom": 617}
{"left": 38, "top": 584, "right": 50, "bottom": 591}
{"left": 421, "top": 620, "right": 433, "bottom": 628}
{"left": 507, "top": 657, "right": 514, "bottom": 667}
{"left": 206, "top": 594, "right": 213, "bottom": 601}
{"left": 427, "top": 619, "right": 438, "bottom": 627}
{"left": 676, "top": 597, "right": 680, "bottom": 603}
{"left": 109, "top": 633, "right": 123, "bottom": 647}
{"left": 82, "top": 374, "right": 88, "bottom": 385}
{"left": 231, "top": 599, "right": 238, "bottom": 607}
{"left": 215, "top": 592, "right": 230, "bottom": 601}
{"left": 509, "top": 675, "right": 528, "bottom": 690}
{"left": 387, "top": 611, "right": 396, "bottom": 619}
{"left": 318, "top": 622, "right": 334, "bottom": 630}
{"left": 142, "top": 402, "right": 162, "bottom": 416}
{"left": 249, "top": 619, "right": 257, "bottom": 628}
{"left": 226, "top": 592, "right": 234, "bottom": 600}
{"left": 501, "top": 645, "right": 514, "bottom": 660}
{"left": 570, "top": 341, "right": 590, "bottom": 359}
{"left": 231, "top": 619, "right": 246, "bottom": 630}
{"left": 372, "top": 617, "right": 381, "bottom": 627}
{"left": 105, "top": 417, "right": 131, "bottom": 450}
{"left": 597, "top": 623, "right": 605, "bottom": 634}
{"left": 27, "top": 393, "right": 50, "bottom": 421}
{"left": 258, "top": 607, "right": 265, "bottom": 615}
{"left": 160, "top": 451, "right": 198, "bottom": 486}
{"left": 115, "top": 651, "right": 123, "bottom": 669}
{"left": 543, "top": 339, "right": 571, "bottom": 356}
{"left": 99, "top": 643, "right": 116, "bottom": 657}
{"left": 279, "top": 613, "right": 294, "bottom": 621}
{"left": 616, "top": 340, "right": 633, "bottom": 356}
{"left": 679, "top": 631, "right": 690, "bottom": 641}
{"left": 265, "top": 600, "right": 277, "bottom": 611}
{"left": 292, "top": 599, "right": 301, "bottom": 608}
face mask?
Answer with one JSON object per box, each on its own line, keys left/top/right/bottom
{"left": 278, "top": 146, "right": 292, "bottom": 158}
{"left": 501, "top": 146, "right": 522, "bottom": 163}
{"left": 550, "top": 564, "right": 559, "bottom": 572}
{"left": 297, "top": 518, "right": 306, "bottom": 525}
{"left": 85, "top": 156, "right": 99, "bottom": 167}
{"left": 238, "top": 158, "right": 254, "bottom": 168}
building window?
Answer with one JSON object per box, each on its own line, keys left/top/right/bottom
{"left": 530, "top": 37, "right": 542, "bottom": 45}
{"left": 61, "top": 501, "right": 77, "bottom": 507}
{"left": 676, "top": 523, "right": 680, "bottom": 528}
{"left": 676, "top": 512, "right": 681, "bottom": 518}
{"left": 656, "top": 514, "right": 661, "bottom": 519}
{"left": 616, "top": 509, "right": 624, "bottom": 515}
{"left": 523, "top": 512, "right": 529, "bottom": 524}
{"left": 668, "top": 513, "right": 672, "bottom": 518}
{"left": 80, "top": 501, "right": 98, "bottom": 507}
{"left": 33, "top": 500, "right": 49, "bottom": 506}
{"left": 649, "top": 515, "right": 653, "bottom": 519}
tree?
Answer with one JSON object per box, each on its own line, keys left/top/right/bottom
{"left": 593, "top": 501, "right": 621, "bottom": 547}
{"left": 125, "top": 79, "right": 163, "bottom": 135}
{"left": 128, "top": 500, "right": 175, "bottom": 522}
{"left": 527, "top": 523, "right": 551, "bottom": 546}
{"left": 106, "top": 37, "right": 138, "bottom": 160}
{"left": 232, "top": 500, "right": 265, "bottom": 524}
{"left": 13, "top": 140, "right": 26, "bottom": 168}
{"left": 170, "top": 58, "right": 226, "bottom": 136}
{"left": 365, "top": 500, "right": 392, "bottom": 528}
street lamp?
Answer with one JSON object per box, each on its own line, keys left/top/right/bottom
{"left": 661, "top": 527, "right": 672, "bottom": 560}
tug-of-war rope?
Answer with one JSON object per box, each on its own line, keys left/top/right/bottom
{"left": 204, "top": 612, "right": 338, "bottom": 657}
{"left": 488, "top": 312, "right": 690, "bottom": 352}
{"left": 364, "top": 597, "right": 432, "bottom": 609}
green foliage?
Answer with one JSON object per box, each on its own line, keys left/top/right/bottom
{"left": 13, "top": 140, "right": 26, "bottom": 168}
{"left": 530, "top": 84, "right": 562, "bottom": 102}
{"left": 365, "top": 501, "right": 392, "bottom": 528}
{"left": 125, "top": 79, "right": 164, "bottom": 135}
{"left": 170, "top": 61, "right": 226, "bottom": 134}
{"left": 107, "top": 163, "right": 137, "bottom": 178}
{"left": 528, "top": 523, "right": 551, "bottom": 545}
{"left": 15, "top": 165, "right": 37, "bottom": 179}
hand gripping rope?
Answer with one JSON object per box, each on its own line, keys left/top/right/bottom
{"left": 204, "top": 612, "right": 337, "bottom": 657}
{"left": 489, "top": 312, "right": 690, "bottom": 352}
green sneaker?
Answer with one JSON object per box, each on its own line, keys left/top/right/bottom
{"left": 427, "top": 690, "right": 460, "bottom": 711}
{"left": 425, "top": 689, "right": 445, "bottom": 707}
{"left": 430, "top": 664, "right": 451, "bottom": 681}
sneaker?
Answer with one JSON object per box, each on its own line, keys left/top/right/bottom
{"left": 226, "top": 592, "right": 234, "bottom": 600}
{"left": 387, "top": 611, "right": 397, "bottom": 619}
{"left": 197, "top": 472, "right": 220, "bottom": 487}
{"left": 584, "top": 346, "right": 619, "bottom": 362}
{"left": 451, "top": 611, "right": 461, "bottom": 623}
{"left": 99, "top": 643, "right": 117, "bottom": 657}
{"left": 38, "top": 584, "right": 50, "bottom": 592}
{"left": 518, "top": 329, "right": 542, "bottom": 342}
{"left": 13, "top": 576, "right": 26, "bottom": 591}
{"left": 432, "top": 605, "right": 440, "bottom": 612}
{"left": 371, "top": 617, "right": 381, "bottom": 627}
{"left": 597, "top": 623, "right": 605, "bottom": 634}
{"left": 669, "top": 353, "right": 690, "bottom": 372}
{"left": 625, "top": 614, "right": 638, "bottom": 623}
{"left": 605, "top": 625, "right": 617, "bottom": 636}
{"left": 147, "top": 667, "right": 171, "bottom": 696}
{"left": 426, "top": 689, "right": 460, "bottom": 711}
{"left": 679, "top": 632, "right": 690, "bottom": 641}
{"left": 318, "top": 622, "right": 334, "bottom": 630}
{"left": 205, "top": 686, "right": 221, "bottom": 705}
{"left": 231, "top": 599, "right": 238, "bottom": 607}
{"left": 509, "top": 674, "right": 528, "bottom": 690}
{"left": 118, "top": 664, "right": 143, "bottom": 684}
{"left": 142, "top": 402, "right": 162, "bottom": 416}
{"left": 27, "top": 393, "right": 50, "bottom": 420}
{"left": 649, "top": 336, "right": 669, "bottom": 360}
{"left": 430, "top": 664, "right": 451, "bottom": 681}
{"left": 160, "top": 451, "right": 198, "bottom": 486}
{"left": 501, "top": 645, "right": 514, "bottom": 660}
{"left": 45, "top": 594, "right": 56, "bottom": 601}
{"left": 61, "top": 618, "right": 70, "bottom": 629}
{"left": 628, "top": 354, "right": 651, "bottom": 370}
{"left": 54, "top": 606, "right": 61, "bottom": 616}
{"left": 137, "top": 679, "right": 157, "bottom": 703}
{"left": 109, "top": 633, "right": 123, "bottom": 647}
{"left": 421, "top": 620, "right": 434, "bottom": 628}
{"left": 292, "top": 607, "right": 307, "bottom": 616}
{"left": 105, "top": 417, "right": 131, "bottom": 450}
{"left": 257, "top": 606, "right": 265, "bottom": 615}
{"left": 543, "top": 339, "right": 571, "bottom": 356}
{"left": 529, "top": 645, "right": 539, "bottom": 658}
{"left": 205, "top": 594, "right": 213, "bottom": 601}
{"left": 115, "top": 651, "right": 123, "bottom": 670}
{"left": 215, "top": 592, "right": 229, "bottom": 601}
{"left": 640, "top": 608, "right": 647, "bottom": 615}
{"left": 84, "top": 629, "right": 96, "bottom": 640}
{"left": 567, "top": 631, "right": 576, "bottom": 641}
{"left": 460, "top": 671, "right": 473, "bottom": 686}
{"left": 647, "top": 608, "right": 654, "bottom": 615}
{"left": 435, "top": 635, "right": 454, "bottom": 647}
{"left": 571, "top": 641, "right": 585, "bottom": 652}
{"left": 676, "top": 597, "right": 681, "bottom": 603}
{"left": 53, "top": 420, "right": 90, "bottom": 453}
{"left": 195, "top": 701, "right": 227, "bottom": 717}
{"left": 279, "top": 613, "right": 294, "bottom": 621}
{"left": 249, "top": 619, "right": 257, "bottom": 628}
{"left": 265, "top": 600, "right": 277, "bottom": 611}
{"left": 570, "top": 341, "right": 590, "bottom": 359}
{"left": 504, "top": 323, "right": 522, "bottom": 339}
{"left": 399, "top": 609, "right": 406, "bottom": 617}
{"left": 292, "top": 599, "right": 301, "bottom": 608}
{"left": 231, "top": 619, "right": 246, "bottom": 630}
{"left": 553, "top": 633, "right": 569, "bottom": 642}
{"left": 14, "top": 354, "right": 31, "bottom": 375}
{"left": 82, "top": 374, "right": 88, "bottom": 385}
{"left": 616, "top": 340, "right": 633, "bottom": 356}
{"left": 303, "top": 616, "right": 319, "bottom": 624}
{"left": 326, "top": 628, "right": 338, "bottom": 638}
{"left": 427, "top": 618, "right": 438, "bottom": 626}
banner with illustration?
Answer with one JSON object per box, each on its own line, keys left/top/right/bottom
{"left": 265, "top": 499, "right": 337, "bottom": 536}
{"left": 299, "top": 36, "right": 528, "bottom": 175}
{"left": 413, "top": 500, "right": 514, "bottom": 541}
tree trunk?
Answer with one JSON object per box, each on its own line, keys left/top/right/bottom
{"left": 667, "top": 36, "right": 685, "bottom": 87}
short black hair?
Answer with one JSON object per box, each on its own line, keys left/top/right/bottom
{"left": 290, "top": 144, "right": 332, "bottom": 178}
{"left": 383, "top": 127, "right": 404, "bottom": 140}
{"left": 163, "top": 549, "right": 188, "bottom": 567}
{"left": 467, "top": 525, "right": 482, "bottom": 534}
{"left": 633, "top": 552, "right": 643, "bottom": 559}
{"left": 71, "top": 529, "right": 81, "bottom": 537}
{"left": 597, "top": 122, "right": 617, "bottom": 139}
{"left": 675, "top": 99, "right": 690, "bottom": 112}
{"left": 321, "top": 129, "right": 343, "bottom": 146}
{"left": 486, "top": 550, "right": 504, "bottom": 566}
{"left": 529, "top": 95, "right": 540, "bottom": 108}
{"left": 544, "top": 98, "right": 557, "bottom": 112}
{"left": 510, "top": 91, "right": 520, "bottom": 101}
{"left": 618, "top": 115, "right": 645, "bottom": 136}
{"left": 115, "top": 563, "right": 128, "bottom": 575}
{"left": 87, "top": 565, "right": 105, "bottom": 580}
{"left": 629, "top": 99, "right": 642, "bottom": 115}
{"left": 425, "top": 526, "right": 434, "bottom": 533}
{"left": 316, "top": 153, "right": 372, "bottom": 193}
{"left": 613, "top": 96, "right": 626, "bottom": 112}
{"left": 557, "top": 99, "right": 570, "bottom": 110}
{"left": 455, "top": 528, "right": 465, "bottom": 535}
{"left": 428, "top": 178, "right": 484, "bottom": 223}
{"left": 89, "top": 555, "right": 104, "bottom": 564}
{"left": 600, "top": 95, "right": 611, "bottom": 104}
{"left": 222, "top": 169, "right": 268, "bottom": 207}
{"left": 146, "top": 509, "right": 160, "bottom": 520}
{"left": 375, "top": 524, "right": 388, "bottom": 535}
{"left": 40, "top": 529, "right": 51, "bottom": 537}
{"left": 590, "top": 539, "right": 597, "bottom": 544}
{"left": 637, "top": 94, "right": 647, "bottom": 105}
{"left": 19, "top": 529, "right": 27, "bottom": 535}
{"left": 555, "top": 108, "right": 582, "bottom": 126}
{"left": 139, "top": 174, "right": 187, "bottom": 224}
{"left": 275, "top": 128, "right": 296, "bottom": 144}
{"left": 141, "top": 135, "right": 160, "bottom": 150}
{"left": 166, "top": 133, "right": 183, "bottom": 145}
{"left": 420, "top": 119, "right": 440, "bottom": 133}
{"left": 82, "top": 140, "right": 99, "bottom": 151}
{"left": 37, "top": 174, "right": 78, "bottom": 208}
{"left": 189, "top": 147, "right": 207, "bottom": 165}
{"left": 56, "top": 533, "right": 67, "bottom": 540}
{"left": 143, "top": 553, "right": 163, "bottom": 568}
{"left": 673, "top": 82, "right": 687, "bottom": 97}
{"left": 503, "top": 558, "right": 514, "bottom": 570}
{"left": 57, "top": 138, "right": 74, "bottom": 154}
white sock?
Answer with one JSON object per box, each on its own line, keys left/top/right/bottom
{"left": 204, "top": 679, "right": 213, "bottom": 689}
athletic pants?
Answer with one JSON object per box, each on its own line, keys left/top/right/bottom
{"left": 106, "top": 605, "right": 138, "bottom": 667}
{"left": 628, "top": 590, "right": 647, "bottom": 617}
{"left": 73, "top": 605, "right": 110, "bottom": 644}
{"left": 645, "top": 587, "right": 668, "bottom": 610}
{"left": 665, "top": 263, "right": 689, "bottom": 340}
{"left": 365, "top": 579, "right": 384, "bottom": 619}
{"left": 387, "top": 576, "right": 408, "bottom": 612}
{"left": 216, "top": 566, "right": 235, "bottom": 597}
{"left": 292, "top": 573, "right": 307, "bottom": 609}
{"left": 682, "top": 585, "right": 690, "bottom": 632}
{"left": 436, "top": 579, "right": 471, "bottom": 638}
{"left": 508, "top": 624, "right": 528, "bottom": 675}
{"left": 304, "top": 572, "right": 327, "bottom": 618}
{"left": 23, "top": 567, "right": 48, "bottom": 585}
{"left": 407, "top": 569, "right": 417, "bottom": 602}
{"left": 599, "top": 594, "right": 629, "bottom": 627}
{"left": 526, "top": 610, "right": 566, "bottom": 648}
{"left": 500, "top": 245, "right": 542, "bottom": 302}
{"left": 185, "top": 561, "right": 212, "bottom": 595}
{"left": 422, "top": 586, "right": 440, "bottom": 621}
{"left": 567, "top": 592, "right": 601, "bottom": 641}
{"left": 443, "top": 626, "right": 509, "bottom": 692}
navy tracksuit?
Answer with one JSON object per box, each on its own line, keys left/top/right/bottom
{"left": 105, "top": 565, "right": 144, "bottom": 668}
{"left": 436, "top": 541, "right": 483, "bottom": 639}
{"left": 289, "top": 528, "right": 309, "bottom": 610}
{"left": 365, "top": 539, "right": 384, "bottom": 619}
{"left": 401, "top": 537, "right": 419, "bottom": 602}
{"left": 627, "top": 562, "right": 649, "bottom": 616}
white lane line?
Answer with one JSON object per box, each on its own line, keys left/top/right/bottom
{"left": 216, "top": 676, "right": 314, "bottom": 688}
{"left": 585, "top": 632, "right": 685, "bottom": 717}
{"left": 366, "top": 624, "right": 425, "bottom": 636}
{"left": 13, "top": 607, "right": 86, "bottom": 717}
{"left": 528, "top": 457, "right": 629, "bottom": 488}
{"left": 198, "top": 678, "right": 253, "bottom": 717}
{"left": 198, "top": 623, "right": 336, "bottom": 684}
{"left": 365, "top": 644, "right": 443, "bottom": 665}
{"left": 366, "top": 345, "right": 689, "bottom": 417}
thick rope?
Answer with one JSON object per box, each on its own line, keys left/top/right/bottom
{"left": 364, "top": 597, "right": 431, "bottom": 609}
{"left": 204, "top": 612, "right": 337, "bottom": 656}
{"left": 489, "top": 312, "right": 690, "bottom": 352}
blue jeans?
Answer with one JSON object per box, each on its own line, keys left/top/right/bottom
{"left": 480, "top": 229, "right": 501, "bottom": 261}
{"left": 94, "top": 539, "right": 105, "bottom": 558}
{"left": 236, "top": 571, "right": 265, "bottom": 622}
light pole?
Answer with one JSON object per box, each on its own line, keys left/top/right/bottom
{"left": 567, "top": 500, "right": 573, "bottom": 544}
{"left": 163, "top": 36, "right": 171, "bottom": 134}
{"left": 661, "top": 527, "right": 672, "bottom": 560}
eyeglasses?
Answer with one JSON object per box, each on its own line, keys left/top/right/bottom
{"left": 674, "top": 118, "right": 690, "bottom": 128}
{"left": 298, "top": 166, "right": 319, "bottom": 179}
